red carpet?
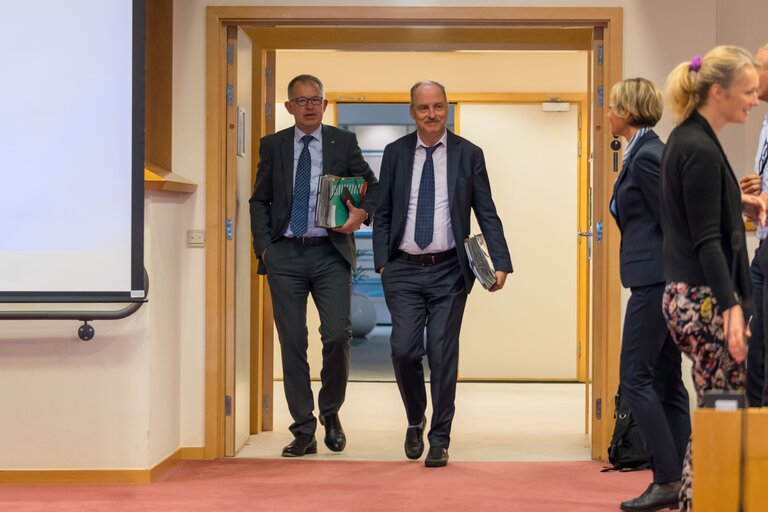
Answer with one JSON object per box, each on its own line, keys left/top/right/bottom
{"left": 1, "top": 460, "right": 648, "bottom": 511}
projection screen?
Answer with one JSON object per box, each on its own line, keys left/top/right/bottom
{"left": 0, "top": 0, "right": 144, "bottom": 302}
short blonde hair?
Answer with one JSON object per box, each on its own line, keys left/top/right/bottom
{"left": 609, "top": 78, "right": 663, "bottom": 128}
{"left": 665, "top": 45, "right": 757, "bottom": 124}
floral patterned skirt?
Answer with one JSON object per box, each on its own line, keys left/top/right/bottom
{"left": 662, "top": 281, "right": 746, "bottom": 511}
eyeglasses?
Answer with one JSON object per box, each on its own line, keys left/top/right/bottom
{"left": 291, "top": 96, "right": 323, "bottom": 106}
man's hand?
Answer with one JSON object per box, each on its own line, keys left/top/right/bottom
{"left": 740, "top": 174, "right": 762, "bottom": 195}
{"left": 742, "top": 193, "right": 768, "bottom": 228}
{"left": 333, "top": 200, "right": 368, "bottom": 234}
{"left": 488, "top": 271, "right": 508, "bottom": 292}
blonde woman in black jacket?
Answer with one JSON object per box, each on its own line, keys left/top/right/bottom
{"left": 661, "top": 45, "right": 765, "bottom": 512}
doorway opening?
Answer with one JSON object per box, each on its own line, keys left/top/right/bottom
{"left": 204, "top": 6, "right": 623, "bottom": 461}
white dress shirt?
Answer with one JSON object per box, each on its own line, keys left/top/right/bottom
{"left": 284, "top": 126, "right": 327, "bottom": 238}
{"left": 399, "top": 131, "right": 455, "bottom": 254}
{"left": 755, "top": 114, "right": 768, "bottom": 240}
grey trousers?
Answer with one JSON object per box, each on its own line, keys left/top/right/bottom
{"left": 265, "top": 238, "right": 352, "bottom": 437}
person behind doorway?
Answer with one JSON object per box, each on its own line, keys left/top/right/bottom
{"left": 661, "top": 46, "right": 766, "bottom": 511}
{"left": 249, "top": 74, "right": 379, "bottom": 457}
{"left": 737, "top": 43, "right": 768, "bottom": 407}
{"left": 607, "top": 78, "right": 691, "bottom": 512}
{"left": 372, "top": 80, "right": 512, "bottom": 468}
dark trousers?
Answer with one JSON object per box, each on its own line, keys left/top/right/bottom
{"left": 620, "top": 283, "right": 690, "bottom": 483}
{"left": 382, "top": 255, "right": 468, "bottom": 449}
{"left": 747, "top": 243, "right": 768, "bottom": 406}
{"left": 265, "top": 238, "right": 352, "bottom": 437}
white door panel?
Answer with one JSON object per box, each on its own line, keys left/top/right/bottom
{"left": 458, "top": 103, "right": 578, "bottom": 380}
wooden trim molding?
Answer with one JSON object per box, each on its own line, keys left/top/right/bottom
{"left": 0, "top": 447, "right": 206, "bottom": 484}
{"left": 144, "top": 161, "right": 197, "bottom": 194}
{"left": 205, "top": 5, "right": 623, "bottom": 462}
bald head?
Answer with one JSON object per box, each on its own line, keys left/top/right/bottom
{"left": 410, "top": 81, "right": 448, "bottom": 105}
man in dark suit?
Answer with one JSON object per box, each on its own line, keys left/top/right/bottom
{"left": 372, "top": 81, "right": 512, "bottom": 467}
{"left": 249, "top": 74, "right": 378, "bottom": 457}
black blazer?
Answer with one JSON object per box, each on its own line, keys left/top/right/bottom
{"left": 372, "top": 130, "right": 512, "bottom": 293}
{"left": 660, "top": 111, "right": 752, "bottom": 316}
{"left": 249, "top": 125, "right": 379, "bottom": 275}
{"left": 610, "top": 130, "right": 665, "bottom": 288}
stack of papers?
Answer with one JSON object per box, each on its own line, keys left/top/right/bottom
{"left": 315, "top": 175, "right": 367, "bottom": 228}
{"left": 464, "top": 234, "right": 496, "bottom": 289}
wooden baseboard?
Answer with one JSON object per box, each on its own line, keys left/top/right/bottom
{"left": 0, "top": 447, "right": 207, "bottom": 484}
{"left": 0, "top": 469, "right": 151, "bottom": 485}
{"left": 180, "top": 447, "right": 206, "bottom": 460}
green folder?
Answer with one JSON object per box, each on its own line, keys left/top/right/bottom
{"left": 315, "top": 175, "right": 367, "bottom": 228}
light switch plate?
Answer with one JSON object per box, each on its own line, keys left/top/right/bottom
{"left": 187, "top": 229, "right": 205, "bottom": 247}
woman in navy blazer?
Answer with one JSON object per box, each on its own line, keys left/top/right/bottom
{"left": 608, "top": 78, "right": 691, "bottom": 512}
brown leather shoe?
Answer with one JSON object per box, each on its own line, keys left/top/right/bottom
{"left": 319, "top": 414, "right": 346, "bottom": 452}
{"left": 281, "top": 434, "right": 317, "bottom": 457}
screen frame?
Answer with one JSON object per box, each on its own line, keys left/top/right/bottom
{"left": 0, "top": 0, "right": 145, "bottom": 304}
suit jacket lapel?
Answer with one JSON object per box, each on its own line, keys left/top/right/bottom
{"left": 280, "top": 128, "right": 294, "bottom": 204}
{"left": 401, "top": 132, "right": 418, "bottom": 206}
{"left": 321, "top": 125, "right": 334, "bottom": 175}
{"left": 446, "top": 131, "right": 460, "bottom": 210}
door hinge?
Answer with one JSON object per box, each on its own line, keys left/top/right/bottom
{"left": 226, "top": 43, "right": 234, "bottom": 65}
{"left": 577, "top": 340, "right": 581, "bottom": 357}
{"left": 597, "top": 44, "right": 603, "bottom": 66}
{"left": 265, "top": 102, "right": 272, "bottom": 122}
{"left": 578, "top": 141, "right": 582, "bottom": 157}
{"left": 265, "top": 66, "right": 273, "bottom": 87}
{"left": 595, "top": 398, "right": 602, "bottom": 420}
{"left": 596, "top": 85, "right": 604, "bottom": 108}
{"left": 225, "top": 219, "right": 234, "bottom": 240}
{"left": 226, "top": 84, "right": 234, "bottom": 106}
{"left": 225, "top": 395, "right": 232, "bottom": 417}
{"left": 262, "top": 394, "right": 270, "bottom": 411}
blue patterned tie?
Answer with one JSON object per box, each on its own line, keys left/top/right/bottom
{"left": 414, "top": 143, "right": 441, "bottom": 249}
{"left": 289, "top": 135, "right": 314, "bottom": 237}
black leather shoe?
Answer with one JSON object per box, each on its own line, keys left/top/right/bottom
{"left": 319, "top": 413, "right": 346, "bottom": 452}
{"left": 620, "top": 481, "right": 681, "bottom": 511}
{"left": 424, "top": 446, "right": 449, "bottom": 468}
{"left": 404, "top": 416, "right": 426, "bottom": 459}
{"left": 281, "top": 434, "right": 317, "bottom": 457}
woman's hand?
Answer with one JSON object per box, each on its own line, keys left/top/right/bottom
{"left": 722, "top": 304, "right": 749, "bottom": 364}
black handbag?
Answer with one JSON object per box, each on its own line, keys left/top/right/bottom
{"left": 603, "top": 390, "right": 650, "bottom": 471}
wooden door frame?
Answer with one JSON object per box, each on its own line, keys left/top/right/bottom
{"left": 205, "top": 6, "right": 622, "bottom": 460}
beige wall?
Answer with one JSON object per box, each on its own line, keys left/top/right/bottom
{"left": 0, "top": 193, "right": 186, "bottom": 469}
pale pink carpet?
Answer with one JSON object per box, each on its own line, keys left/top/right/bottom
{"left": 1, "top": 460, "right": 649, "bottom": 511}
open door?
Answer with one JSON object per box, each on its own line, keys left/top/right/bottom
{"left": 457, "top": 100, "right": 588, "bottom": 387}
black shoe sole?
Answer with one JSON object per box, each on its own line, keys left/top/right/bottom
{"left": 424, "top": 458, "right": 448, "bottom": 468}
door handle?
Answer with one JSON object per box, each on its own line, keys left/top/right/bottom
{"left": 577, "top": 231, "right": 592, "bottom": 237}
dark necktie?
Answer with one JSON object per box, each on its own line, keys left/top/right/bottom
{"left": 414, "top": 143, "right": 441, "bottom": 249}
{"left": 289, "top": 135, "right": 314, "bottom": 237}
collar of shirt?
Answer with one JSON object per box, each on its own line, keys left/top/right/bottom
{"left": 416, "top": 131, "right": 447, "bottom": 152}
{"left": 294, "top": 125, "right": 323, "bottom": 145}
{"left": 622, "top": 126, "right": 650, "bottom": 164}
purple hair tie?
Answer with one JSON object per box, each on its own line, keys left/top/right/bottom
{"left": 690, "top": 55, "right": 702, "bottom": 72}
